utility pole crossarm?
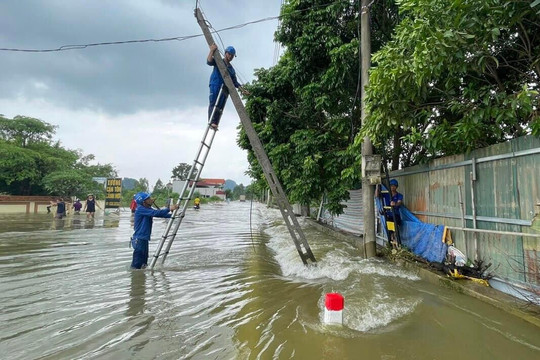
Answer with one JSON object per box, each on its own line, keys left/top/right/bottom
{"left": 194, "top": 8, "right": 316, "bottom": 265}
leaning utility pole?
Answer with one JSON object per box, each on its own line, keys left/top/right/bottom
{"left": 361, "top": 0, "right": 377, "bottom": 257}
{"left": 194, "top": 8, "right": 316, "bottom": 265}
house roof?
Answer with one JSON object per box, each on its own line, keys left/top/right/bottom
{"left": 201, "top": 178, "right": 225, "bottom": 185}
{"left": 189, "top": 178, "right": 226, "bottom": 187}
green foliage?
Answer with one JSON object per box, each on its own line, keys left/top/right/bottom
{"left": 231, "top": 184, "right": 245, "bottom": 200}
{"left": 42, "top": 170, "right": 95, "bottom": 197}
{"left": 121, "top": 178, "right": 152, "bottom": 206}
{"left": 0, "top": 115, "right": 57, "bottom": 147}
{"left": 172, "top": 162, "right": 197, "bottom": 180}
{"left": 0, "top": 141, "right": 40, "bottom": 187}
{"left": 0, "top": 115, "right": 117, "bottom": 196}
{"left": 240, "top": 0, "right": 399, "bottom": 215}
{"left": 354, "top": 0, "right": 540, "bottom": 170}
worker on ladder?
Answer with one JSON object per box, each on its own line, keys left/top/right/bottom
{"left": 207, "top": 43, "right": 249, "bottom": 129}
{"left": 376, "top": 179, "right": 404, "bottom": 249}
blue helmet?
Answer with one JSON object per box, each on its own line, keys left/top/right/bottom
{"left": 134, "top": 192, "right": 151, "bottom": 205}
{"left": 389, "top": 179, "right": 399, "bottom": 187}
{"left": 225, "top": 46, "right": 236, "bottom": 56}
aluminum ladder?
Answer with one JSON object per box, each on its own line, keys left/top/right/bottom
{"left": 195, "top": 7, "right": 317, "bottom": 265}
{"left": 148, "top": 88, "right": 225, "bottom": 269}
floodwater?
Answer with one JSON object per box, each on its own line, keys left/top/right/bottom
{"left": 1, "top": 202, "right": 539, "bottom": 360}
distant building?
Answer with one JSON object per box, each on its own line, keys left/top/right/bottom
{"left": 172, "top": 178, "right": 226, "bottom": 200}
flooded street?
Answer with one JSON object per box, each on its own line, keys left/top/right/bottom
{"left": 1, "top": 202, "right": 539, "bottom": 359}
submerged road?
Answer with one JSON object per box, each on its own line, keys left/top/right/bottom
{"left": 1, "top": 201, "right": 539, "bottom": 359}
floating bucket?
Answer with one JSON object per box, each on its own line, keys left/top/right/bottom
{"left": 324, "top": 293, "right": 344, "bottom": 325}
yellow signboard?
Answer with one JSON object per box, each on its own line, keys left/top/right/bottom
{"left": 105, "top": 178, "right": 122, "bottom": 208}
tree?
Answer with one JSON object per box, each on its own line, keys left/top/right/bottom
{"left": 232, "top": 184, "right": 245, "bottom": 200}
{"left": 240, "top": 0, "right": 399, "bottom": 214}
{"left": 137, "top": 178, "right": 149, "bottom": 192}
{"left": 352, "top": 0, "right": 540, "bottom": 170}
{"left": 172, "top": 162, "right": 197, "bottom": 181}
{"left": 42, "top": 170, "right": 95, "bottom": 197}
{"left": 0, "top": 115, "right": 57, "bottom": 147}
{"left": 153, "top": 179, "right": 165, "bottom": 192}
{"left": 0, "top": 115, "right": 117, "bottom": 195}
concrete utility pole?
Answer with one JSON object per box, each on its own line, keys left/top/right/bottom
{"left": 195, "top": 8, "right": 316, "bottom": 265}
{"left": 361, "top": 0, "right": 377, "bottom": 257}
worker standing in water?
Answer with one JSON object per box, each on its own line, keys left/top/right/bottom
{"left": 130, "top": 192, "right": 179, "bottom": 269}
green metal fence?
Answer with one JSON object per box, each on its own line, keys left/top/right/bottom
{"left": 390, "top": 135, "right": 540, "bottom": 290}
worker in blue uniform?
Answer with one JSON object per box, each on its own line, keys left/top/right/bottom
{"left": 130, "top": 192, "right": 179, "bottom": 269}
{"left": 385, "top": 179, "right": 403, "bottom": 225}
{"left": 207, "top": 43, "right": 249, "bottom": 129}
{"left": 376, "top": 179, "right": 404, "bottom": 248}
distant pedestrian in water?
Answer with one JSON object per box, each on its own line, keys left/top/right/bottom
{"left": 73, "top": 199, "right": 82, "bottom": 214}
{"left": 130, "top": 196, "right": 137, "bottom": 214}
{"left": 130, "top": 192, "right": 179, "bottom": 269}
{"left": 84, "top": 194, "right": 101, "bottom": 219}
{"left": 49, "top": 198, "right": 67, "bottom": 219}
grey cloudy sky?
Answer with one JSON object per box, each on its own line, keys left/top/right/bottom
{"left": 0, "top": 0, "right": 283, "bottom": 188}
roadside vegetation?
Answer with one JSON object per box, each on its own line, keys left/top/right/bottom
{"left": 240, "top": 0, "right": 539, "bottom": 215}
{"left": 0, "top": 115, "right": 116, "bottom": 199}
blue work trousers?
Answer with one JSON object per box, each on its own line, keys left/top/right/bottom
{"left": 131, "top": 238, "right": 149, "bottom": 269}
{"left": 208, "top": 85, "right": 229, "bottom": 125}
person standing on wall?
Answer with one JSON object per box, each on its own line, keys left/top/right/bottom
{"left": 130, "top": 192, "right": 179, "bottom": 269}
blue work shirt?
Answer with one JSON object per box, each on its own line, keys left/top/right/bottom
{"left": 207, "top": 58, "right": 240, "bottom": 88}
{"left": 382, "top": 191, "right": 404, "bottom": 222}
{"left": 383, "top": 192, "right": 403, "bottom": 211}
{"left": 132, "top": 206, "right": 172, "bottom": 241}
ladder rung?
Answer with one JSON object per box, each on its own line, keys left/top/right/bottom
{"left": 194, "top": 160, "right": 203, "bottom": 166}
{"left": 201, "top": 141, "right": 210, "bottom": 148}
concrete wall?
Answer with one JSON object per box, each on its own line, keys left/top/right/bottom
{"left": 0, "top": 196, "right": 105, "bottom": 214}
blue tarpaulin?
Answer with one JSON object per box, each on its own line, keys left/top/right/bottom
{"left": 376, "top": 197, "right": 449, "bottom": 263}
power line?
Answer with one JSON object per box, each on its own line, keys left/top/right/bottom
{"left": 1, "top": 0, "right": 352, "bottom": 53}
{"left": 0, "top": 35, "right": 203, "bottom": 53}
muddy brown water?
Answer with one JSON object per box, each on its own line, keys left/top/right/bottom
{"left": 1, "top": 202, "right": 539, "bottom": 359}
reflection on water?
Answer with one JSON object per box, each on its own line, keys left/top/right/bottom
{"left": 0, "top": 203, "right": 539, "bottom": 359}
{"left": 127, "top": 270, "right": 146, "bottom": 317}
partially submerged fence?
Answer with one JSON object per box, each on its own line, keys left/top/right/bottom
{"left": 391, "top": 135, "right": 540, "bottom": 291}
{"left": 320, "top": 135, "right": 540, "bottom": 293}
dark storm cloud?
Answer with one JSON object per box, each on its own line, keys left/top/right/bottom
{"left": 0, "top": 1, "right": 280, "bottom": 115}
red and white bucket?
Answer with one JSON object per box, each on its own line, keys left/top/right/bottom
{"left": 324, "top": 293, "right": 344, "bottom": 325}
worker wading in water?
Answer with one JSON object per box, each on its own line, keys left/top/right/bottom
{"left": 130, "top": 192, "right": 179, "bottom": 269}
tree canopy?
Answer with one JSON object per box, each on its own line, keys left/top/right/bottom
{"left": 172, "top": 162, "right": 197, "bottom": 181}
{"left": 240, "top": 0, "right": 538, "bottom": 214}
{"left": 0, "top": 115, "right": 117, "bottom": 197}
{"left": 240, "top": 0, "right": 399, "bottom": 214}
{"left": 352, "top": 0, "right": 540, "bottom": 170}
